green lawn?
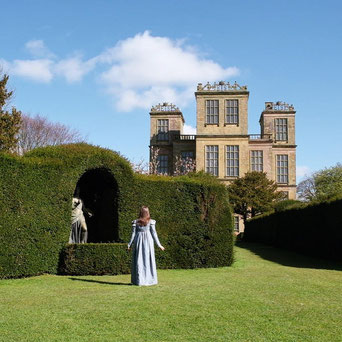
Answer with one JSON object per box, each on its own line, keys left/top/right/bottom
{"left": 1, "top": 243, "right": 341, "bottom": 342}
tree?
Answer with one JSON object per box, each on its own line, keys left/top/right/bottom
{"left": 132, "top": 152, "right": 196, "bottom": 176}
{"left": 149, "top": 146, "right": 160, "bottom": 175}
{"left": 228, "top": 171, "right": 283, "bottom": 223}
{"left": 297, "top": 163, "right": 342, "bottom": 202}
{"left": 15, "top": 113, "right": 85, "bottom": 155}
{"left": 130, "top": 158, "right": 149, "bottom": 174}
{"left": 297, "top": 176, "right": 316, "bottom": 201}
{"left": 173, "top": 154, "right": 196, "bottom": 176}
{"left": 0, "top": 73, "right": 22, "bottom": 152}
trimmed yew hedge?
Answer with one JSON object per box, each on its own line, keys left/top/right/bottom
{"left": 59, "top": 243, "right": 130, "bottom": 276}
{"left": 131, "top": 174, "right": 233, "bottom": 269}
{"left": 0, "top": 144, "right": 234, "bottom": 278}
{"left": 244, "top": 197, "right": 342, "bottom": 261}
{"left": 0, "top": 144, "right": 133, "bottom": 278}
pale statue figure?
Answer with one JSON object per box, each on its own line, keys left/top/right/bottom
{"left": 69, "top": 197, "right": 92, "bottom": 244}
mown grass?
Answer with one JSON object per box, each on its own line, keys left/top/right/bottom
{"left": 1, "top": 243, "right": 341, "bottom": 342}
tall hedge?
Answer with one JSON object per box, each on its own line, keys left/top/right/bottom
{"left": 244, "top": 197, "right": 342, "bottom": 261}
{"left": 132, "top": 174, "right": 233, "bottom": 269}
{"left": 0, "top": 144, "right": 133, "bottom": 278}
{"left": 0, "top": 144, "right": 233, "bottom": 278}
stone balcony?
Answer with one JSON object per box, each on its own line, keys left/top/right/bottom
{"left": 173, "top": 134, "right": 196, "bottom": 141}
{"left": 248, "top": 134, "right": 272, "bottom": 141}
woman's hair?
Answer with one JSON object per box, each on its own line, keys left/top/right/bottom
{"left": 137, "top": 206, "right": 150, "bottom": 226}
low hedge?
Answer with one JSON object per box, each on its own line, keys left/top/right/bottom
{"left": 0, "top": 144, "right": 234, "bottom": 278}
{"left": 59, "top": 243, "right": 130, "bottom": 276}
{"left": 244, "top": 197, "right": 342, "bottom": 261}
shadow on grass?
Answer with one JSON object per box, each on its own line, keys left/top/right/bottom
{"left": 69, "top": 277, "right": 132, "bottom": 286}
{"left": 236, "top": 241, "right": 342, "bottom": 271}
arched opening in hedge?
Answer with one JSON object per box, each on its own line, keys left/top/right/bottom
{"left": 74, "top": 168, "right": 119, "bottom": 243}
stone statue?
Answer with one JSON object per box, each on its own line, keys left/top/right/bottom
{"left": 69, "top": 197, "right": 92, "bottom": 244}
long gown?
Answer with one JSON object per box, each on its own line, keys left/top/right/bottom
{"left": 128, "top": 219, "right": 162, "bottom": 286}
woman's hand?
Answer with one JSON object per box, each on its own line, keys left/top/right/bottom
{"left": 127, "top": 246, "right": 131, "bottom": 251}
{"left": 160, "top": 246, "right": 165, "bottom": 251}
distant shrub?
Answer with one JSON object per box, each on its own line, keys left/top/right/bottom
{"left": 273, "top": 199, "right": 305, "bottom": 212}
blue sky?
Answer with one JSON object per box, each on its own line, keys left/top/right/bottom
{"left": 1, "top": 0, "right": 341, "bottom": 181}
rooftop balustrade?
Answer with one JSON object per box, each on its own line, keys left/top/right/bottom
{"left": 264, "top": 101, "right": 294, "bottom": 111}
{"left": 150, "top": 102, "right": 180, "bottom": 112}
{"left": 197, "top": 81, "right": 247, "bottom": 91}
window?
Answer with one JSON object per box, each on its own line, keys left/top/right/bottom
{"left": 157, "top": 119, "right": 169, "bottom": 141}
{"left": 205, "top": 146, "right": 218, "bottom": 176}
{"left": 206, "top": 100, "right": 219, "bottom": 124}
{"left": 250, "top": 151, "right": 263, "bottom": 172}
{"left": 226, "top": 145, "right": 239, "bottom": 177}
{"left": 157, "top": 155, "right": 168, "bottom": 174}
{"left": 181, "top": 151, "right": 194, "bottom": 160}
{"left": 234, "top": 216, "right": 239, "bottom": 232}
{"left": 226, "top": 99, "right": 239, "bottom": 124}
{"left": 275, "top": 118, "right": 288, "bottom": 141}
{"left": 276, "top": 155, "right": 288, "bottom": 183}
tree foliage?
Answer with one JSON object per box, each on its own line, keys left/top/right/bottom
{"left": 15, "top": 113, "right": 85, "bottom": 155}
{"left": 314, "top": 163, "right": 342, "bottom": 200}
{"left": 297, "top": 163, "right": 342, "bottom": 202}
{"left": 228, "top": 171, "right": 283, "bottom": 222}
{"left": 0, "top": 74, "right": 22, "bottom": 152}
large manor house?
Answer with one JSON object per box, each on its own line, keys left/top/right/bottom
{"left": 149, "top": 81, "right": 297, "bottom": 231}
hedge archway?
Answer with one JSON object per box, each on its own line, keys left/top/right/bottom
{"left": 74, "top": 168, "right": 119, "bottom": 243}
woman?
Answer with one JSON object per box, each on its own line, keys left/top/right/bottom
{"left": 128, "top": 206, "right": 165, "bottom": 286}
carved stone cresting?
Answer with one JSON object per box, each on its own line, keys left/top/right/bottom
{"left": 264, "top": 101, "right": 294, "bottom": 111}
{"left": 151, "top": 102, "right": 180, "bottom": 112}
{"left": 197, "top": 81, "right": 247, "bottom": 91}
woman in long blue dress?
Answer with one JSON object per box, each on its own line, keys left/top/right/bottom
{"left": 128, "top": 206, "right": 165, "bottom": 286}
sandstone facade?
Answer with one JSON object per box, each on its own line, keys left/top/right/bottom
{"left": 149, "top": 82, "right": 297, "bottom": 232}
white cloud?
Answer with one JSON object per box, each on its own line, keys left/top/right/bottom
{"left": 101, "top": 31, "right": 238, "bottom": 87}
{"left": 108, "top": 85, "right": 195, "bottom": 112}
{"left": 183, "top": 123, "right": 196, "bottom": 135}
{"left": 25, "top": 40, "right": 55, "bottom": 59}
{"left": 1, "top": 33, "right": 240, "bottom": 110}
{"left": 10, "top": 59, "right": 54, "bottom": 83}
{"left": 100, "top": 31, "right": 239, "bottom": 111}
{"left": 55, "top": 55, "right": 96, "bottom": 83}
{"left": 1, "top": 43, "right": 95, "bottom": 83}
{"left": 297, "top": 166, "right": 312, "bottom": 181}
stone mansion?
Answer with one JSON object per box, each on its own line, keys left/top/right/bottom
{"left": 149, "top": 81, "right": 297, "bottom": 230}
